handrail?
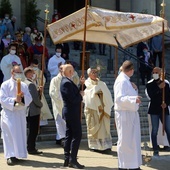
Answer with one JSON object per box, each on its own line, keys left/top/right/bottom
{"left": 37, "top": 16, "right": 45, "bottom": 24}
{"left": 117, "top": 46, "right": 170, "bottom": 84}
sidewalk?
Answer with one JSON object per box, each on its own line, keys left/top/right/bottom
{"left": 0, "top": 140, "right": 170, "bottom": 170}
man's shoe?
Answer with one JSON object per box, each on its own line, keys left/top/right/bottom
{"left": 63, "top": 159, "right": 69, "bottom": 167}
{"left": 163, "top": 146, "right": 170, "bottom": 151}
{"left": 28, "top": 149, "right": 43, "bottom": 155}
{"left": 7, "top": 158, "right": 15, "bottom": 166}
{"left": 153, "top": 150, "right": 159, "bottom": 156}
{"left": 11, "top": 157, "right": 20, "bottom": 162}
{"left": 69, "top": 161, "right": 85, "bottom": 169}
{"left": 56, "top": 139, "right": 61, "bottom": 145}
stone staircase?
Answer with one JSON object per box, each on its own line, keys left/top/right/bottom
{"left": 4, "top": 41, "right": 170, "bottom": 145}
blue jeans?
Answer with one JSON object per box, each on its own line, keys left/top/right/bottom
{"left": 150, "top": 114, "right": 170, "bottom": 151}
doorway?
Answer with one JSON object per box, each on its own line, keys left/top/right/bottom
{"left": 54, "top": 0, "right": 85, "bottom": 18}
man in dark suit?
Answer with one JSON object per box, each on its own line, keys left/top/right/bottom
{"left": 60, "top": 64, "right": 85, "bottom": 169}
{"left": 24, "top": 67, "right": 43, "bottom": 155}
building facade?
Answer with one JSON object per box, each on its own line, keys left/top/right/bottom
{"left": 0, "top": 0, "right": 169, "bottom": 31}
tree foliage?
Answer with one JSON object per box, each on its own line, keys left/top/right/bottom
{"left": 0, "top": 0, "right": 13, "bottom": 18}
{"left": 25, "top": 0, "right": 40, "bottom": 27}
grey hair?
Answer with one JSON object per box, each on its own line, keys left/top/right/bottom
{"left": 25, "top": 27, "right": 31, "bottom": 32}
{"left": 87, "top": 68, "right": 91, "bottom": 75}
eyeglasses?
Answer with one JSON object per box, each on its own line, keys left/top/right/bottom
{"left": 91, "top": 71, "right": 98, "bottom": 74}
{"left": 14, "top": 71, "right": 22, "bottom": 74}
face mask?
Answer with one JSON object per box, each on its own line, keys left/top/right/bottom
{"left": 56, "top": 52, "right": 61, "bottom": 57}
{"left": 143, "top": 49, "right": 148, "bottom": 53}
{"left": 153, "top": 73, "right": 159, "bottom": 80}
{"left": 33, "top": 67, "right": 38, "bottom": 71}
{"left": 32, "top": 73, "right": 36, "bottom": 80}
{"left": 36, "top": 43, "right": 41, "bottom": 46}
{"left": 10, "top": 50, "right": 16, "bottom": 55}
{"left": 6, "top": 35, "right": 11, "bottom": 39}
{"left": 5, "top": 16, "right": 9, "bottom": 20}
{"left": 14, "top": 73, "right": 22, "bottom": 80}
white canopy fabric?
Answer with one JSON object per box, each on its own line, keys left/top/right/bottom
{"left": 47, "top": 6, "right": 169, "bottom": 48}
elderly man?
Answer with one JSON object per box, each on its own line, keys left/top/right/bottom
{"left": 83, "top": 67, "right": 113, "bottom": 152}
{"left": 60, "top": 64, "right": 84, "bottom": 169}
{"left": 114, "top": 60, "right": 142, "bottom": 170}
{"left": 0, "top": 65, "right": 32, "bottom": 165}
{"left": 24, "top": 67, "right": 43, "bottom": 155}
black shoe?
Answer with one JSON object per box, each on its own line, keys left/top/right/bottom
{"left": 28, "top": 149, "right": 43, "bottom": 155}
{"left": 163, "top": 146, "right": 170, "bottom": 151}
{"left": 63, "top": 159, "right": 69, "bottom": 167}
{"left": 56, "top": 139, "right": 61, "bottom": 145}
{"left": 7, "top": 158, "right": 15, "bottom": 166}
{"left": 118, "top": 168, "right": 128, "bottom": 170}
{"left": 69, "top": 161, "right": 85, "bottom": 169}
{"left": 11, "top": 157, "right": 20, "bottom": 162}
{"left": 153, "top": 150, "right": 159, "bottom": 156}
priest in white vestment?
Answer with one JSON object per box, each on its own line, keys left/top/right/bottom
{"left": 114, "top": 60, "right": 142, "bottom": 170}
{"left": 0, "top": 43, "right": 23, "bottom": 81}
{"left": 0, "top": 65, "right": 32, "bottom": 165}
{"left": 49, "top": 66, "right": 66, "bottom": 145}
{"left": 83, "top": 67, "right": 113, "bottom": 152}
{"left": 48, "top": 45, "right": 65, "bottom": 80}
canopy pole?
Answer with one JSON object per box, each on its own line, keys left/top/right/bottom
{"left": 80, "top": 0, "right": 88, "bottom": 121}
{"left": 160, "top": 0, "right": 166, "bottom": 136}
{"left": 40, "top": 4, "right": 49, "bottom": 98}
{"left": 81, "top": 0, "right": 88, "bottom": 78}
{"left": 114, "top": 47, "right": 118, "bottom": 78}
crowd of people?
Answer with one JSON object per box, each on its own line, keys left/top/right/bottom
{"left": 0, "top": 12, "right": 169, "bottom": 170}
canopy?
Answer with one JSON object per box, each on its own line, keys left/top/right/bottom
{"left": 47, "top": 6, "right": 169, "bottom": 49}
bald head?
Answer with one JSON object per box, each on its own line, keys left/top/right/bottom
{"left": 11, "top": 65, "right": 21, "bottom": 73}
{"left": 11, "top": 65, "right": 22, "bottom": 80}
{"left": 62, "top": 64, "right": 74, "bottom": 78}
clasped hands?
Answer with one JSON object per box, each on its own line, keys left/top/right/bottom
{"left": 15, "top": 91, "right": 24, "bottom": 103}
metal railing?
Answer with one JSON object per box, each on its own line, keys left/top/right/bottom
{"left": 117, "top": 46, "right": 170, "bottom": 87}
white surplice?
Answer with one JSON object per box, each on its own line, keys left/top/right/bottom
{"left": 0, "top": 78, "right": 32, "bottom": 159}
{"left": 0, "top": 53, "right": 23, "bottom": 81}
{"left": 47, "top": 55, "right": 65, "bottom": 79}
{"left": 114, "top": 72, "right": 142, "bottom": 169}
{"left": 49, "top": 73, "right": 66, "bottom": 140}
